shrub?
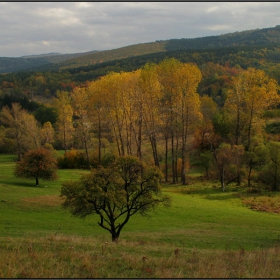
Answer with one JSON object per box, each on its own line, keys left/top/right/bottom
{"left": 265, "top": 122, "right": 280, "bottom": 134}
{"left": 57, "top": 150, "right": 88, "bottom": 169}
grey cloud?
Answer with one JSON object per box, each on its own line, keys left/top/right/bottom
{"left": 1, "top": 2, "right": 280, "bottom": 57}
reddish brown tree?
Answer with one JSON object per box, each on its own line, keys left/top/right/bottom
{"left": 14, "top": 148, "right": 58, "bottom": 186}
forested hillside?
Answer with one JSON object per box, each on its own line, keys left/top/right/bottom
{"left": 1, "top": 42, "right": 280, "bottom": 108}
{"left": 164, "top": 25, "right": 280, "bottom": 51}
{"left": 0, "top": 50, "right": 101, "bottom": 74}
{"left": 1, "top": 25, "right": 280, "bottom": 74}
{"left": 28, "top": 24, "right": 280, "bottom": 71}
{"left": 1, "top": 55, "right": 280, "bottom": 190}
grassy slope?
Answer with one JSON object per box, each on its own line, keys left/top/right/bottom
{"left": 1, "top": 154, "right": 280, "bottom": 250}
{"left": 57, "top": 41, "right": 167, "bottom": 70}
{"left": 2, "top": 154, "right": 280, "bottom": 277}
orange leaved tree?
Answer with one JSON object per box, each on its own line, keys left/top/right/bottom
{"left": 14, "top": 148, "right": 58, "bottom": 186}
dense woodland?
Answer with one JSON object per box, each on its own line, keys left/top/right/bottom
{"left": 2, "top": 26, "right": 280, "bottom": 191}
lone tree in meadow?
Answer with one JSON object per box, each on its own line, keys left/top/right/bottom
{"left": 14, "top": 148, "right": 58, "bottom": 186}
{"left": 60, "top": 156, "right": 171, "bottom": 241}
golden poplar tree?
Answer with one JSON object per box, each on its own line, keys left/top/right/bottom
{"left": 99, "top": 72, "right": 126, "bottom": 156}
{"left": 157, "top": 58, "right": 182, "bottom": 183}
{"left": 53, "top": 90, "right": 74, "bottom": 154}
{"left": 177, "top": 63, "right": 202, "bottom": 185}
{"left": 156, "top": 58, "right": 202, "bottom": 184}
{"left": 71, "top": 86, "right": 93, "bottom": 169}
{"left": 0, "top": 103, "right": 40, "bottom": 160}
{"left": 40, "top": 121, "right": 55, "bottom": 147}
{"left": 87, "top": 80, "right": 108, "bottom": 164}
{"left": 225, "top": 68, "right": 280, "bottom": 149}
{"left": 139, "top": 63, "right": 162, "bottom": 167}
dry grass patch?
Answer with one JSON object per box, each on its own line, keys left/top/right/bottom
{"left": 242, "top": 195, "right": 280, "bottom": 214}
{"left": 2, "top": 235, "right": 280, "bottom": 278}
{"left": 21, "top": 195, "right": 63, "bottom": 208}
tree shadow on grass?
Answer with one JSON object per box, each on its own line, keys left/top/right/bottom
{"left": 203, "top": 193, "right": 237, "bottom": 201}
{"left": 0, "top": 179, "right": 42, "bottom": 188}
{"left": 172, "top": 185, "right": 241, "bottom": 201}
{"left": 177, "top": 186, "right": 221, "bottom": 195}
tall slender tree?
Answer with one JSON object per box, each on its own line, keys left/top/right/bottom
{"left": 139, "top": 63, "right": 162, "bottom": 167}
{"left": 157, "top": 58, "right": 181, "bottom": 183}
{"left": 53, "top": 90, "right": 74, "bottom": 154}
{"left": 177, "top": 63, "right": 202, "bottom": 185}
{"left": 0, "top": 103, "right": 36, "bottom": 160}
{"left": 71, "top": 87, "right": 93, "bottom": 169}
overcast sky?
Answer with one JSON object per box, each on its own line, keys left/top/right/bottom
{"left": 1, "top": 2, "right": 280, "bottom": 57}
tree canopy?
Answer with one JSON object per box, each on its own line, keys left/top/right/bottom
{"left": 14, "top": 147, "right": 58, "bottom": 186}
{"left": 60, "top": 156, "right": 171, "bottom": 241}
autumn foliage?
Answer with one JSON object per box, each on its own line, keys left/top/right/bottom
{"left": 0, "top": 58, "right": 279, "bottom": 191}
{"left": 14, "top": 148, "right": 58, "bottom": 186}
{"left": 61, "top": 156, "right": 170, "bottom": 241}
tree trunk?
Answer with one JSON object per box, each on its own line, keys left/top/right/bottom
{"left": 181, "top": 150, "right": 187, "bottom": 185}
{"left": 171, "top": 130, "right": 176, "bottom": 184}
{"left": 98, "top": 111, "right": 101, "bottom": 165}
{"left": 84, "top": 139, "right": 91, "bottom": 170}
{"left": 164, "top": 132, "right": 169, "bottom": 182}
{"left": 111, "top": 121, "right": 121, "bottom": 156}
{"left": 181, "top": 122, "right": 187, "bottom": 185}
{"left": 117, "top": 124, "right": 125, "bottom": 156}
{"left": 150, "top": 135, "right": 159, "bottom": 167}
{"left": 175, "top": 127, "right": 179, "bottom": 183}
{"left": 16, "top": 132, "right": 22, "bottom": 161}
{"left": 137, "top": 117, "right": 142, "bottom": 160}
{"left": 247, "top": 158, "right": 254, "bottom": 187}
{"left": 181, "top": 109, "right": 188, "bottom": 185}
{"left": 36, "top": 177, "right": 39, "bottom": 186}
{"left": 153, "top": 136, "right": 160, "bottom": 168}
{"left": 111, "top": 231, "right": 119, "bottom": 242}
{"left": 220, "top": 168, "right": 225, "bottom": 192}
{"left": 246, "top": 109, "right": 254, "bottom": 151}
{"left": 63, "top": 121, "right": 67, "bottom": 154}
{"left": 237, "top": 174, "right": 241, "bottom": 186}
{"left": 235, "top": 106, "right": 241, "bottom": 146}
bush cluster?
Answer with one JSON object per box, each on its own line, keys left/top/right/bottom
{"left": 57, "top": 150, "right": 117, "bottom": 169}
{"left": 57, "top": 150, "right": 89, "bottom": 169}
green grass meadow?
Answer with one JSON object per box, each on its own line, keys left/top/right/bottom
{"left": 1, "top": 153, "right": 280, "bottom": 277}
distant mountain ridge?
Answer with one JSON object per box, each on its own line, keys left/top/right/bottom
{"left": 0, "top": 50, "right": 101, "bottom": 73}
{"left": 21, "top": 52, "right": 62, "bottom": 58}
{"left": 20, "top": 50, "right": 101, "bottom": 60}
{"left": 1, "top": 25, "right": 280, "bottom": 74}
